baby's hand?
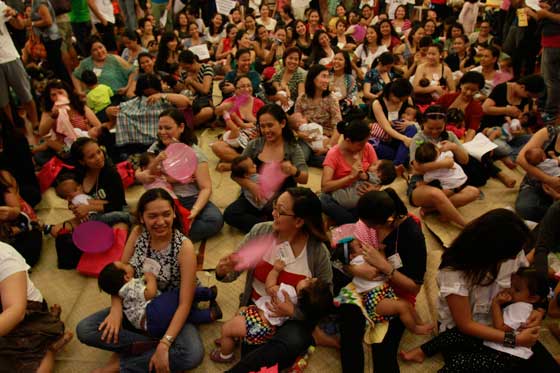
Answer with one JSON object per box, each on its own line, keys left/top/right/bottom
{"left": 267, "top": 284, "right": 280, "bottom": 296}
{"left": 273, "top": 259, "right": 286, "bottom": 272}
{"left": 493, "top": 290, "right": 512, "bottom": 305}
{"left": 144, "top": 271, "right": 157, "bottom": 281}
{"left": 155, "top": 151, "right": 168, "bottom": 163}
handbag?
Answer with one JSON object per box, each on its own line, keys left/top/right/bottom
{"left": 36, "top": 156, "right": 75, "bottom": 193}
{"left": 50, "top": 0, "right": 71, "bottom": 16}
{"left": 116, "top": 161, "right": 135, "bottom": 189}
{"left": 55, "top": 223, "right": 83, "bottom": 269}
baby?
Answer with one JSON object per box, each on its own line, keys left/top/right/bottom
{"left": 401, "top": 267, "right": 543, "bottom": 366}
{"left": 483, "top": 112, "right": 537, "bottom": 169}
{"left": 332, "top": 160, "right": 397, "bottom": 209}
{"left": 332, "top": 237, "right": 434, "bottom": 338}
{"left": 98, "top": 261, "right": 221, "bottom": 339}
{"left": 371, "top": 106, "right": 418, "bottom": 143}
{"left": 230, "top": 155, "right": 271, "bottom": 210}
{"left": 54, "top": 173, "right": 108, "bottom": 220}
{"left": 210, "top": 259, "right": 332, "bottom": 363}
{"left": 292, "top": 112, "right": 330, "bottom": 154}
{"left": 415, "top": 142, "right": 480, "bottom": 204}
{"left": 445, "top": 108, "right": 466, "bottom": 139}
{"left": 525, "top": 148, "right": 560, "bottom": 178}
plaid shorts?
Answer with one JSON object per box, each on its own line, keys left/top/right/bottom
{"left": 364, "top": 283, "right": 397, "bottom": 323}
{"left": 241, "top": 305, "right": 276, "bottom": 345}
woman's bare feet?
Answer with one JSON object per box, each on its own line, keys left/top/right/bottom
{"left": 497, "top": 172, "right": 516, "bottom": 188}
{"left": 501, "top": 157, "right": 517, "bottom": 170}
{"left": 399, "top": 347, "right": 426, "bottom": 363}
{"left": 50, "top": 331, "right": 73, "bottom": 353}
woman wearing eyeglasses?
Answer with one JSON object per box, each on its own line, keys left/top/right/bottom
{"left": 407, "top": 105, "right": 475, "bottom": 227}
{"left": 215, "top": 186, "right": 332, "bottom": 370}
{"left": 223, "top": 104, "right": 308, "bottom": 233}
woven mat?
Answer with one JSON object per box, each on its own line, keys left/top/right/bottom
{"left": 30, "top": 128, "right": 559, "bottom": 373}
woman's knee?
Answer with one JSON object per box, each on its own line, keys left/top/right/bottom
{"left": 76, "top": 310, "right": 108, "bottom": 345}
{"left": 171, "top": 324, "right": 204, "bottom": 369}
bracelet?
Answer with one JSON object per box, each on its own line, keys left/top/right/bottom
{"left": 159, "top": 338, "right": 172, "bottom": 347}
{"left": 503, "top": 331, "right": 516, "bottom": 348}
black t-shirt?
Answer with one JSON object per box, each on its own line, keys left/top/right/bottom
{"left": 481, "top": 82, "right": 531, "bottom": 129}
{"left": 81, "top": 163, "right": 127, "bottom": 213}
{"left": 382, "top": 216, "right": 427, "bottom": 287}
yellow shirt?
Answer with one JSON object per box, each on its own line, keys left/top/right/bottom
{"left": 86, "top": 84, "right": 113, "bottom": 113}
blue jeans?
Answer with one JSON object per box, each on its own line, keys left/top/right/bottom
{"left": 298, "top": 140, "right": 325, "bottom": 168}
{"left": 542, "top": 47, "right": 560, "bottom": 116}
{"left": 177, "top": 195, "right": 224, "bottom": 242}
{"left": 118, "top": 0, "right": 138, "bottom": 31}
{"left": 319, "top": 193, "right": 358, "bottom": 226}
{"left": 492, "top": 138, "right": 513, "bottom": 159}
{"left": 76, "top": 308, "right": 204, "bottom": 372}
{"left": 515, "top": 184, "right": 552, "bottom": 222}
{"left": 372, "top": 125, "right": 417, "bottom": 166}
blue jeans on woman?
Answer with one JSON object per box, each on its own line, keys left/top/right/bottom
{"left": 319, "top": 193, "right": 358, "bottom": 226}
{"left": 298, "top": 140, "right": 326, "bottom": 168}
{"left": 76, "top": 308, "right": 204, "bottom": 372}
{"left": 178, "top": 195, "right": 224, "bottom": 242}
{"left": 372, "top": 125, "right": 417, "bottom": 166}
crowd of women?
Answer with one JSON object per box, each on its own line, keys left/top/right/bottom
{"left": 1, "top": 0, "right": 560, "bottom": 372}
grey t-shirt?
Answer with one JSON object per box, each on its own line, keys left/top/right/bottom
{"left": 331, "top": 172, "right": 380, "bottom": 209}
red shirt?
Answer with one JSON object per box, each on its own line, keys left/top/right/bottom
{"left": 323, "top": 143, "right": 379, "bottom": 188}
{"left": 437, "top": 92, "right": 483, "bottom": 132}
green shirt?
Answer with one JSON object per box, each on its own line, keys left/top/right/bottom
{"left": 74, "top": 55, "right": 134, "bottom": 92}
{"left": 86, "top": 84, "right": 113, "bottom": 113}
{"left": 69, "top": 0, "right": 90, "bottom": 23}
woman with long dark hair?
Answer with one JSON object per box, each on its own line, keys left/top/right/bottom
{"left": 155, "top": 32, "right": 181, "bottom": 74}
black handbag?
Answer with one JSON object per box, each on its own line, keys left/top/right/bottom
{"left": 55, "top": 223, "right": 82, "bottom": 269}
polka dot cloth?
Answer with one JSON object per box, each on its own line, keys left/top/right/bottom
{"left": 241, "top": 305, "right": 277, "bottom": 345}
{"left": 363, "top": 283, "right": 397, "bottom": 323}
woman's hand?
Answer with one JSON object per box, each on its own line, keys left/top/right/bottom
{"left": 506, "top": 105, "right": 522, "bottom": 118}
{"left": 147, "top": 93, "right": 165, "bottom": 104}
{"left": 149, "top": 343, "right": 170, "bottom": 373}
{"left": 521, "top": 309, "right": 545, "bottom": 329}
{"left": 361, "top": 243, "right": 392, "bottom": 274}
{"left": 542, "top": 183, "right": 560, "bottom": 201}
{"left": 70, "top": 203, "right": 91, "bottom": 220}
{"left": 99, "top": 309, "right": 123, "bottom": 344}
{"left": 266, "top": 290, "right": 295, "bottom": 318}
{"left": 50, "top": 106, "right": 60, "bottom": 119}
{"left": 350, "top": 159, "right": 363, "bottom": 179}
{"left": 439, "top": 140, "right": 457, "bottom": 153}
{"left": 216, "top": 254, "right": 237, "bottom": 277}
{"left": 401, "top": 136, "right": 412, "bottom": 148}
{"left": 544, "top": 177, "right": 560, "bottom": 192}
{"left": 393, "top": 120, "right": 411, "bottom": 132}
{"left": 280, "top": 160, "right": 297, "bottom": 177}
{"left": 515, "top": 326, "right": 540, "bottom": 347}
{"left": 357, "top": 181, "right": 381, "bottom": 196}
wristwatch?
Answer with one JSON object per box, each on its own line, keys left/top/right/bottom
{"left": 163, "top": 335, "right": 175, "bottom": 344}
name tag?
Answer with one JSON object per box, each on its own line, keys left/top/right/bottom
{"left": 473, "top": 303, "right": 490, "bottom": 315}
{"left": 387, "top": 253, "right": 403, "bottom": 269}
{"left": 93, "top": 67, "right": 103, "bottom": 77}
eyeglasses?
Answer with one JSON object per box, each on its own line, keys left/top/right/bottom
{"left": 272, "top": 200, "right": 296, "bottom": 217}
{"left": 425, "top": 112, "right": 446, "bottom": 120}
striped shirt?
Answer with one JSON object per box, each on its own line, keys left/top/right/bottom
{"left": 115, "top": 96, "right": 171, "bottom": 146}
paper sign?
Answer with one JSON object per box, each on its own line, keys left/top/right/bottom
{"left": 517, "top": 8, "right": 528, "bottom": 27}
{"left": 216, "top": 0, "right": 236, "bottom": 16}
{"left": 525, "top": 0, "right": 541, "bottom": 11}
{"left": 462, "top": 133, "right": 498, "bottom": 161}
{"left": 189, "top": 44, "right": 210, "bottom": 61}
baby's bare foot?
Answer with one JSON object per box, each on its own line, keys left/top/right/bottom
{"left": 399, "top": 347, "right": 426, "bottom": 363}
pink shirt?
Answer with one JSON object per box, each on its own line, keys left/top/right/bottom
{"left": 323, "top": 143, "right": 378, "bottom": 187}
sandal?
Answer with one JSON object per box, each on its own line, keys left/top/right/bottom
{"left": 209, "top": 348, "right": 235, "bottom": 363}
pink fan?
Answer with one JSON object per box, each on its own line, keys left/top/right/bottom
{"left": 232, "top": 234, "right": 276, "bottom": 271}
{"left": 72, "top": 221, "right": 115, "bottom": 253}
{"left": 229, "top": 93, "right": 251, "bottom": 112}
{"left": 162, "top": 143, "right": 198, "bottom": 183}
{"left": 259, "top": 162, "right": 288, "bottom": 200}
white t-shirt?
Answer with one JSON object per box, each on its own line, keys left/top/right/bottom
{"left": 89, "top": 0, "right": 115, "bottom": 25}
{"left": 423, "top": 151, "right": 467, "bottom": 190}
{"left": 484, "top": 302, "right": 534, "bottom": 359}
{"left": 355, "top": 45, "right": 388, "bottom": 76}
{"left": 255, "top": 283, "right": 298, "bottom": 326}
{"left": 256, "top": 17, "right": 276, "bottom": 33}
{"left": 0, "top": 1, "right": 20, "bottom": 64}
{"left": 437, "top": 250, "right": 529, "bottom": 332}
{"left": 0, "top": 242, "right": 42, "bottom": 302}
{"left": 351, "top": 255, "right": 385, "bottom": 293}
{"left": 537, "top": 158, "right": 560, "bottom": 178}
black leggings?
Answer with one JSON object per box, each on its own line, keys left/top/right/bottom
{"left": 43, "top": 38, "right": 71, "bottom": 84}
{"left": 339, "top": 303, "right": 406, "bottom": 373}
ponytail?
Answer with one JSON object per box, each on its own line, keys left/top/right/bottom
{"left": 357, "top": 188, "right": 408, "bottom": 226}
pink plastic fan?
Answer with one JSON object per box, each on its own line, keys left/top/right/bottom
{"left": 162, "top": 143, "right": 198, "bottom": 183}
{"left": 229, "top": 93, "right": 251, "bottom": 113}
{"left": 259, "top": 162, "right": 287, "bottom": 200}
{"left": 232, "top": 234, "right": 276, "bottom": 271}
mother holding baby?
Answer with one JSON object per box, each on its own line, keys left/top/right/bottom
{"left": 76, "top": 188, "right": 204, "bottom": 372}
{"left": 135, "top": 108, "right": 224, "bottom": 242}
{"left": 216, "top": 187, "right": 333, "bottom": 372}
{"left": 320, "top": 117, "right": 384, "bottom": 227}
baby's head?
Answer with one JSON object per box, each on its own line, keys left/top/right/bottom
{"left": 508, "top": 267, "right": 543, "bottom": 304}
{"left": 525, "top": 147, "right": 546, "bottom": 167}
{"left": 415, "top": 142, "right": 439, "bottom": 164}
{"left": 332, "top": 237, "right": 362, "bottom": 265}
{"left": 401, "top": 106, "right": 418, "bottom": 123}
{"left": 519, "top": 111, "right": 538, "bottom": 129}
{"left": 139, "top": 152, "right": 157, "bottom": 171}
{"left": 231, "top": 155, "right": 257, "bottom": 178}
{"left": 297, "top": 278, "right": 333, "bottom": 323}
{"left": 81, "top": 70, "right": 98, "bottom": 88}
{"left": 372, "top": 159, "right": 397, "bottom": 185}
{"left": 98, "top": 261, "right": 135, "bottom": 296}
{"left": 55, "top": 173, "right": 83, "bottom": 201}
{"left": 290, "top": 112, "right": 307, "bottom": 127}
{"left": 446, "top": 108, "right": 465, "bottom": 128}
